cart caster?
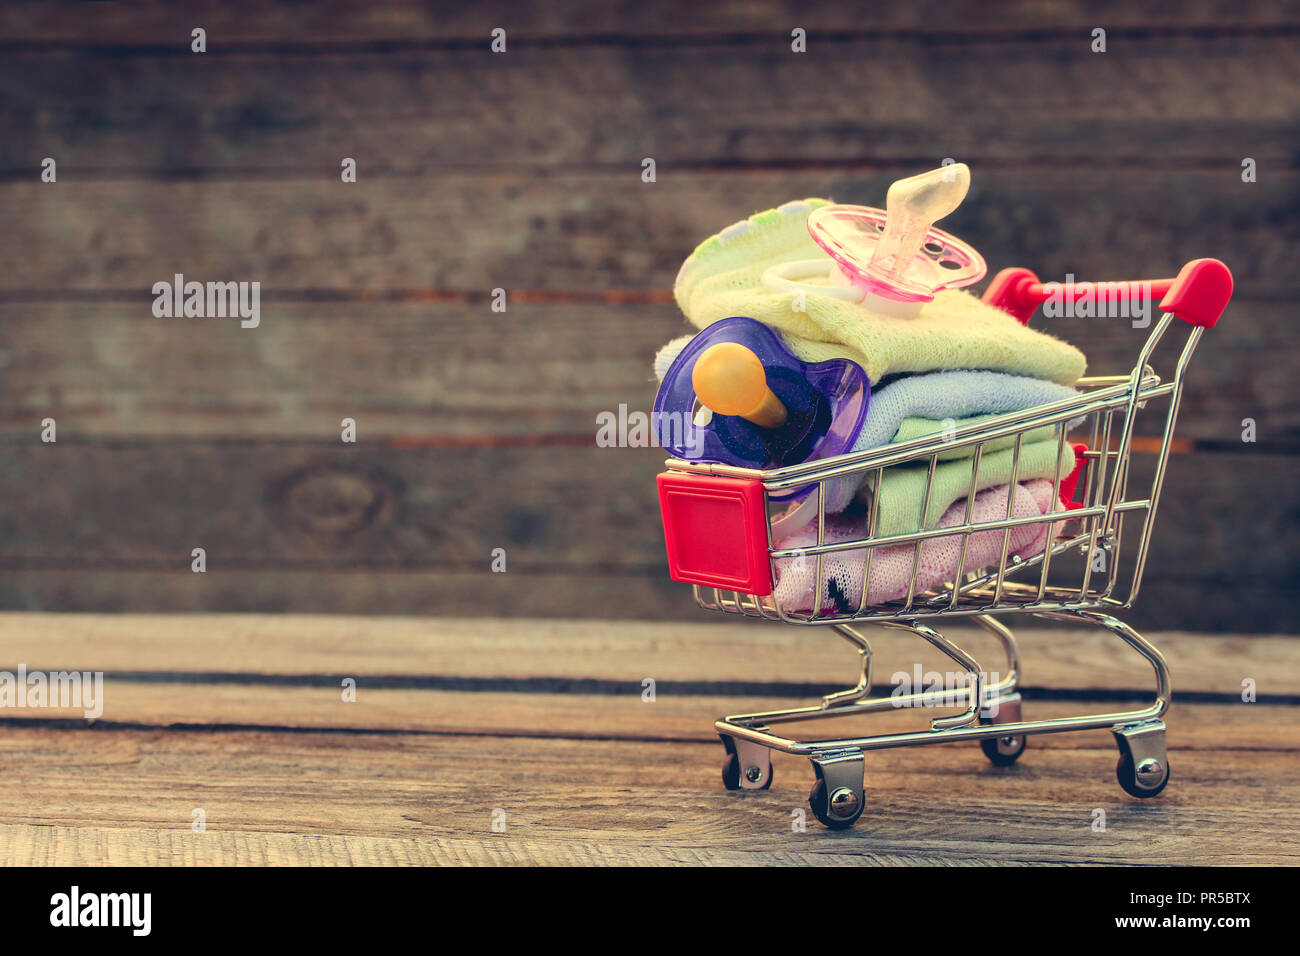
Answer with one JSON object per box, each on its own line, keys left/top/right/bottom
{"left": 1117, "top": 751, "right": 1170, "bottom": 798}
{"left": 719, "top": 734, "right": 773, "bottom": 791}
{"left": 807, "top": 750, "right": 865, "bottom": 829}
{"left": 1113, "top": 721, "right": 1170, "bottom": 799}
{"left": 978, "top": 692, "right": 1026, "bottom": 766}
{"left": 980, "top": 734, "right": 1027, "bottom": 766}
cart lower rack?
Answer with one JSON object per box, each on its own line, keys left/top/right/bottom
{"left": 657, "top": 259, "right": 1233, "bottom": 828}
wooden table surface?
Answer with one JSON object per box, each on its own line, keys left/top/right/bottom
{"left": 0, "top": 612, "right": 1295, "bottom": 865}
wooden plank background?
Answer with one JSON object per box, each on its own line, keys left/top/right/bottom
{"left": 0, "top": 1, "right": 1297, "bottom": 630}
{"left": 0, "top": 613, "right": 1295, "bottom": 865}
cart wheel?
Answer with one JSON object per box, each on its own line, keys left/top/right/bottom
{"left": 721, "top": 751, "right": 773, "bottom": 791}
{"left": 1116, "top": 751, "right": 1170, "bottom": 799}
{"left": 807, "top": 777, "right": 864, "bottom": 830}
{"left": 719, "top": 735, "right": 773, "bottom": 791}
{"left": 980, "top": 733, "right": 1027, "bottom": 766}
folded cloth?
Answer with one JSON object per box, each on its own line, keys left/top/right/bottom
{"left": 773, "top": 479, "right": 1062, "bottom": 613}
{"left": 673, "top": 199, "right": 1087, "bottom": 386}
{"left": 653, "top": 336, "right": 693, "bottom": 382}
{"left": 818, "top": 369, "right": 1083, "bottom": 511}
{"left": 860, "top": 434, "right": 1076, "bottom": 538}
{"left": 652, "top": 347, "right": 1082, "bottom": 517}
{"left": 892, "top": 416, "right": 1057, "bottom": 461}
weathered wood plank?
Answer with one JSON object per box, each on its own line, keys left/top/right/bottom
{"left": 0, "top": 612, "right": 1291, "bottom": 865}
{"left": 0, "top": 822, "right": 1003, "bottom": 867}
{"left": 0, "top": 1, "right": 1290, "bottom": 631}
{"left": 0, "top": 302, "right": 679, "bottom": 439}
{"left": 2, "top": 32, "right": 1296, "bottom": 175}
{"left": 1, "top": 170, "right": 1292, "bottom": 294}
{"left": 0, "top": 442, "right": 1293, "bottom": 630}
{"left": 4, "top": 0, "right": 1295, "bottom": 47}
{"left": 0, "top": 444, "right": 1291, "bottom": 576}
{"left": 0, "top": 727, "right": 1293, "bottom": 865}
{"left": 1, "top": 684, "right": 1292, "bottom": 753}
{"left": 0, "top": 299, "right": 1289, "bottom": 441}
{"left": 0, "top": 569, "right": 1293, "bottom": 632}
{"left": 0, "top": 444, "right": 671, "bottom": 568}
{"left": 0, "top": 612, "right": 1289, "bottom": 747}
{"left": 1, "top": 613, "right": 1294, "bottom": 696}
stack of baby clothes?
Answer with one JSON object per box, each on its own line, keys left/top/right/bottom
{"left": 655, "top": 199, "right": 1088, "bottom": 613}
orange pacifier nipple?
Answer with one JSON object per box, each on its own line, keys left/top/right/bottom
{"left": 692, "top": 342, "right": 789, "bottom": 429}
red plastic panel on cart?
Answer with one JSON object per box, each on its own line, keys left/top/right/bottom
{"left": 657, "top": 473, "right": 772, "bottom": 596}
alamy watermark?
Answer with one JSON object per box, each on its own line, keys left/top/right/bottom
{"left": 1041, "top": 274, "right": 1152, "bottom": 328}
{"left": 50, "top": 886, "right": 150, "bottom": 936}
{"left": 891, "top": 665, "right": 1005, "bottom": 716}
{"left": 0, "top": 666, "right": 103, "bottom": 718}
{"left": 151, "top": 273, "right": 260, "bottom": 328}
{"left": 595, "top": 404, "right": 704, "bottom": 456}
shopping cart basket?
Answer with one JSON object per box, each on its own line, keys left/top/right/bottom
{"left": 657, "top": 258, "right": 1233, "bottom": 828}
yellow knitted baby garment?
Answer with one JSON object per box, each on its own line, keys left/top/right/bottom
{"left": 673, "top": 199, "right": 1087, "bottom": 385}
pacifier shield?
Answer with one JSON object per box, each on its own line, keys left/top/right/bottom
{"left": 653, "top": 317, "right": 869, "bottom": 499}
{"left": 808, "top": 204, "right": 986, "bottom": 302}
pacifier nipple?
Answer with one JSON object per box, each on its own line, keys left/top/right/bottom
{"left": 868, "top": 164, "right": 971, "bottom": 294}
{"left": 803, "top": 164, "right": 986, "bottom": 313}
{"left": 692, "top": 342, "right": 788, "bottom": 429}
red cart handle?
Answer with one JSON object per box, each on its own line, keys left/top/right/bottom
{"left": 983, "top": 258, "right": 1232, "bottom": 329}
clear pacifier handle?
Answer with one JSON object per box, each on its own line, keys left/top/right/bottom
{"left": 868, "top": 163, "right": 971, "bottom": 290}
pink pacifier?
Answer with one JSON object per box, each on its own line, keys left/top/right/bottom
{"left": 762, "top": 164, "right": 987, "bottom": 319}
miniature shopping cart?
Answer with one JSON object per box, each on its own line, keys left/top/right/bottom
{"left": 656, "top": 258, "right": 1233, "bottom": 828}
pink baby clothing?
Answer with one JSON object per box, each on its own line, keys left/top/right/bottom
{"left": 772, "top": 479, "right": 1064, "bottom": 613}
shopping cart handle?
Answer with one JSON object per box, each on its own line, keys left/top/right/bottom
{"left": 983, "top": 259, "right": 1232, "bottom": 329}
{"left": 981, "top": 268, "right": 1042, "bottom": 324}
{"left": 1159, "top": 258, "right": 1233, "bottom": 329}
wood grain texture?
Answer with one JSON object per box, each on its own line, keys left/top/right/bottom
{"left": 0, "top": 570, "right": 1294, "bottom": 633}
{"left": 0, "top": 614, "right": 1294, "bottom": 865}
{"left": 0, "top": 731, "right": 1295, "bottom": 865}
{"left": 0, "top": 300, "right": 1291, "bottom": 440}
{"left": 2, "top": 31, "right": 1296, "bottom": 174}
{"left": 4, "top": 0, "right": 1297, "bottom": 46}
{"left": 0, "top": 0, "right": 1294, "bottom": 626}
{"left": 0, "top": 442, "right": 1295, "bottom": 631}
{"left": 0, "top": 301, "right": 1287, "bottom": 446}
{"left": 3, "top": 614, "right": 1295, "bottom": 695}
{"left": 0, "top": 440, "right": 1290, "bottom": 572}
{"left": 0, "top": 302, "right": 680, "bottom": 438}
{"left": 7, "top": 687, "right": 1297, "bottom": 753}
{"left": 2, "top": 171, "right": 1294, "bottom": 294}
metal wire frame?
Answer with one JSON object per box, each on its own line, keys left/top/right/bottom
{"left": 667, "top": 308, "right": 1203, "bottom": 626}
{"left": 713, "top": 607, "right": 1171, "bottom": 759}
